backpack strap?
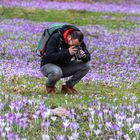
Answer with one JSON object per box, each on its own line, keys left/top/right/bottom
{"left": 41, "top": 29, "right": 49, "bottom": 57}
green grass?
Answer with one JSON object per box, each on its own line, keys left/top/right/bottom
{"left": 0, "top": 75, "right": 140, "bottom": 109}
{"left": 0, "top": 31, "right": 6, "bottom": 36}
{"left": 0, "top": 6, "right": 140, "bottom": 107}
{"left": 0, "top": 6, "right": 140, "bottom": 29}
{"left": 0, "top": 6, "right": 140, "bottom": 139}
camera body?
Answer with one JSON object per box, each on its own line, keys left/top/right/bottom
{"left": 75, "top": 45, "right": 82, "bottom": 59}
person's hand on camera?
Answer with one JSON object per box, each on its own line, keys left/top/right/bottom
{"left": 80, "top": 50, "right": 86, "bottom": 58}
{"left": 68, "top": 46, "right": 77, "bottom": 56}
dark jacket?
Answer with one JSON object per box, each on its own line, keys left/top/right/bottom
{"left": 40, "top": 32, "right": 90, "bottom": 67}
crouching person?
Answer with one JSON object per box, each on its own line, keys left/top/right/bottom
{"left": 40, "top": 24, "right": 90, "bottom": 94}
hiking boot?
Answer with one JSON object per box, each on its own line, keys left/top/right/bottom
{"left": 46, "top": 86, "right": 56, "bottom": 94}
{"left": 61, "top": 85, "right": 79, "bottom": 94}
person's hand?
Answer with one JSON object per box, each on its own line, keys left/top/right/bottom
{"left": 68, "top": 46, "right": 77, "bottom": 56}
{"left": 80, "top": 50, "right": 86, "bottom": 58}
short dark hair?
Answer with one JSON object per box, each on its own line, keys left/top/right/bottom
{"left": 70, "top": 31, "right": 84, "bottom": 42}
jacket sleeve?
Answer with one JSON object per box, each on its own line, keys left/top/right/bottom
{"left": 80, "top": 42, "right": 91, "bottom": 62}
{"left": 45, "top": 33, "right": 72, "bottom": 63}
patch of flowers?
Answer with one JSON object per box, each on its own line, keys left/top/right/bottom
{"left": 1, "top": 0, "right": 140, "bottom": 14}
{"left": 0, "top": 19, "right": 140, "bottom": 87}
{"left": 0, "top": 91, "right": 139, "bottom": 139}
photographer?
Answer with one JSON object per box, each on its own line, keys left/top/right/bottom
{"left": 40, "top": 26, "right": 90, "bottom": 94}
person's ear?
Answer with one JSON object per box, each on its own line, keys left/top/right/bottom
{"left": 67, "top": 35, "right": 71, "bottom": 41}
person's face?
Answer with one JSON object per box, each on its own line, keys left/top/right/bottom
{"left": 67, "top": 35, "right": 81, "bottom": 47}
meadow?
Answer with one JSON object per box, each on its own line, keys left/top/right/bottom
{"left": 0, "top": 0, "right": 140, "bottom": 139}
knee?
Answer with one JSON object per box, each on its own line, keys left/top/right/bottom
{"left": 82, "top": 63, "right": 90, "bottom": 72}
{"left": 52, "top": 69, "right": 63, "bottom": 80}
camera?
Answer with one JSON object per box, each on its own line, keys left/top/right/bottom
{"left": 75, "top": 45, "right": 82, "bottom": 59}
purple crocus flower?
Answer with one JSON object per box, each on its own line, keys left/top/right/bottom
{"left": 124, "top": 134, "right": 130, "bottom": 140}
{"left": 117, "top": 130, "right": 123, "bottom": 139}
{"left": 1, "top": 132, "right": 6, "bottom": 138}
{"left": 6, "top": 132, "right": 16, "bottom": 140}
{"left": 6, "top": 113, "right": 16, "bottom": 125}
{"left": 96, "top": 110, "right": 103, "bottom": 118}
{"left": 85, "top": 131, "right": 91, "bottom": 137}
{"left": 56, "top": 135, "right": 66, "bottom": 140}
{"left": 9, "top": 102, "right": 16, "bottom": 111}
{"left": 62, "top": 119, "right": 70, "bottom": 129}
{"left": 16, "top": 117, "right": 28, "bottom": 130}
{"left": 69, "top": 114, "right": 75, "bottom": 120}
{"left": 72, "top": 132, "right": 79, "bottom": 139}
{"left": 89, "top": 108, "right": 95, "bottom": 117}
{"left": 133, "top": 123, "right": 140, "bottom": 132}
{"left": 70, "top": 122, "right": 79, "bottom": 130}
{"left": 39, "top": 103, "right": 47, "bottom": 112}
{"left": 0, "top": 102, "right": 5, "bottom": 111}
{"left": 41, "top": 121, "right": 50, "bottom": 129}
{"left": 41, "top": 109, "right": 51, "bottom": 120}
{"left": 42, "top": 134, "right": 50, "bottom": 140}
{"left": 105, "top": 122, "right": 119, "bottom": 131}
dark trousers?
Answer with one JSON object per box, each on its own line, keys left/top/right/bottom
{"left": 40, "top": 60, "right": 90, "bottom": 87}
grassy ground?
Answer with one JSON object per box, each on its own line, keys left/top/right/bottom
{"left": 0, "top": 6, "right": 140, "bottom": 103}
{"left": 0, "top": 5, "right": 140, "bottom": 139}
{"left": 0, "top": 5, "right": 140, "bottom": 98}
{"left": 0, "top": 7, "right": 140, "bottom": 29}
{"left": 1, "top": 75, "right": 140, "bottom": 108}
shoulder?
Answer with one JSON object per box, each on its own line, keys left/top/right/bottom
{"left": 50, "top": 32, "right": 61, "bottom": 42}
{"left": 51, "top": 32, "right": 60, "bottom": 38}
